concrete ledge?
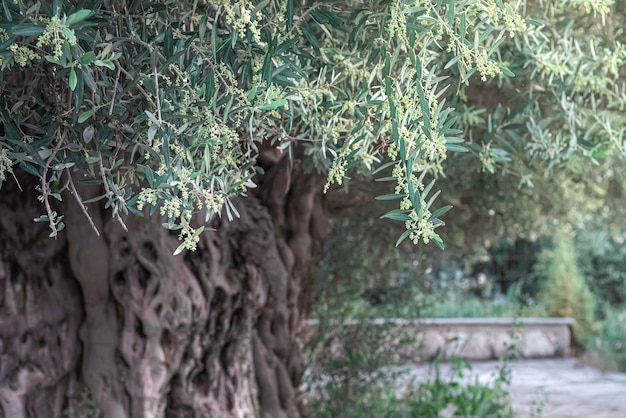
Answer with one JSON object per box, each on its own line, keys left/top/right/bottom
{"left": 306, "top": 317, "right": 574, "bottom": 362}
{"left": 307, "top": 317, "right": 575, "bottom": 327}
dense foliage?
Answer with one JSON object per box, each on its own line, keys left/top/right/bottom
{"left": 1, "top": 0, "right": 624, "bottom": 251}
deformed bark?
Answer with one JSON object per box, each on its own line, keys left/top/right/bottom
{"left": 0, "top": 156, "right": 327, "bottom": 418}
{"left": 0, "top": 177, "right": 81, "bottom": 418}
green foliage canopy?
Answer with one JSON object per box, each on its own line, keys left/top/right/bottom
{"left": 0, "top": 0, "right": 624, "bottom": 251}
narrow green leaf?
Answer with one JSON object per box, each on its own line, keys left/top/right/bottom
{"left": 2, "top": 0, "right": 13, "bottom": 21}
{"left": 479, "top": 26, "right": 495, "bottom": 43}
{"left": 499, "top": 66, "right": 515, "bottom": 77}
{"left": 286, "top": 0, "right": 293, "bottom": 29}
{"left": 94, "top": 59, "right": 115, "bottom": 70}
{"left": 19, "top": 161, "right": 42, "bottom": 178}
{"left": 79, "top": 51, "right": 95, "bottom": 65}
{"left": 52, "top": 0, "right": 61, "bottom": 16}
{"left": 164, "top": 26, "right": 173, "bottom": 58}
{"left": 416, "top": 80, "right": 431, "bottom": 138}
{"left": 163, "top": 222, "right": 182, "bottom": 231}
{"left": 375, "top": 193, "right": 406, "bottom": 201}
{"left": 444, "top": 55, "right": 462, "bottom": 70}
{"left": 148, "top": 124, "right": 157, "bottom": 142}
{"left": 425, "top": 189, "right": 441, "bottom": 210}
{"left": 78, "top": 107, "right": 97, "bottom": 123}
{"left": 1, "top": 111, "right": 21, "bottom": 141}
{"left": 301, "top": 24, "right": 320, "bottom": 54}
{"left": 380, "top": 209, "right": 412, "bottom": 222}
{"left": 462, "top": 67, "right": 478, "bottom": 83}
{"left": 13, "top": 25, "right": 45, "bottom": 36}
{"left": 145, "top": 110, "right": 160, "bottom": 126}
{"left": 173, "top": 241, "right": 186, "bottom": 256}
{"left": 459, "top": 13, "right": 466, "bottom": 40}
{"left": 429, "top": 205, "right": 453, "bottom": 220}
{"left": 65, "top": 9, "right": 94, "bottom": 27}
{"left": 372, "top": 161, "right": 397, "bottom": 175}
{"left": 60, "top": 27, "right": 77, "bottom": 44}
{"left": 275, "top": 37, "right": 298, "bottom": 55}
{"left": 408, "top": 175, "right": 419, "bottom": 213}
{"left": 211, "top": 7, "right": 219, "bottom": 62}
{"left": 68, "top": 67, "right": 77, "bottom": 91}
{"left": 206, "top": 68, "right": 215, "bottom": 101}
{"left": 395, "top": 229, "right": 413, "bottom": 247}
{"left": 72, "top": 67, "right": 84, "bottom": 108}
{"left": 247, "top": 86, "right": 257, "bottom": 102}
{"left": 82, "top": 67, "right": 97, "bottom": 91}
{"left": 405, "top": 23, "right": 426, "bottom": 32}
{"left": 422, "top": 179, "right": 436, "bottom": 200}
{"left": 432, "top": 234, "right": 445, "bottom": 250}
{"left": 162, "top": 132, "right": 171, "bottom": 167}
{"left": 199, "top": 14, "right": 208, "bottom": 42}
{"left": 259, "top": 99, "right": 286, "bottom": 110}
{"left": 445, "top": 143, "right": 468, "bottom": 152}
{"left": 447, "top": 0, "right": 455, "bottom": 26}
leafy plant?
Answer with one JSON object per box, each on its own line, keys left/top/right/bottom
{"left": 305, "top": 353, "right": 523, "bottom": 418}
{"left": 575, "top": 218, "right": 626, "bottom": 306}
{"left": 586, "top": 304, "right": 626, "bottom": 372}
{"left": 408, "top": 357, "right": 518, "bottom": 418}
{"left": 534, "top": 234, "right": 597, "bottom": 346}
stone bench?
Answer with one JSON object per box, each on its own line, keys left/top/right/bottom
{"left": 306, "top": 317, "right": 574, "bottom": 362}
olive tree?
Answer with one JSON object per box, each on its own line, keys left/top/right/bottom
{"left": 0, "top": 0, "right": 623, "bottom": 417}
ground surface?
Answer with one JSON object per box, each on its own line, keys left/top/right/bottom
{"left": 398, "top": 358, "right": 626, "bottom": 418}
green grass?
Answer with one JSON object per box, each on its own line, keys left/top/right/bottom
{"left": 419, "top": 292, "right": 546, "bottom": 319}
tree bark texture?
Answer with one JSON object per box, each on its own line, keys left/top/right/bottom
{"left": 0, "top": 157, "right": 327, "bottom": 418}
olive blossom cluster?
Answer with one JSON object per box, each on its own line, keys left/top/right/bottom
{"left": 36, "top": 16, "right": 77, "bottom": 59}
{"left": 575, "top": 0, "right": 613, "bottom": 14}
{"left": 2, "top": 13, "right": 80, "bottom": 69}
{"left": 357, "top": 0, "right": 529, "bottom": 246}
{"left": 8, "top": 44, "right": 39, "bottom": 67}
{"left": 0, "top": 148, "right": 12, "bottom": 182}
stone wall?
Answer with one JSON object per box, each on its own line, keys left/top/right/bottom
{"left": 306, "top": 318, "right": 574, "bottom": 363}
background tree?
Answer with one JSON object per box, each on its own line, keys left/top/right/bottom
{"left": 0, "top": 0, "right": 624, "bottom": 417}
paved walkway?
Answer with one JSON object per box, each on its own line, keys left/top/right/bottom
{"left": 399, "top": 359, "right": 626, "bottom": 417}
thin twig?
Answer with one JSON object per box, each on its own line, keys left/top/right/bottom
{"left": 98, "top": 153, "right": 128, "bottom": 231}
{"left": 10, "top": 169, "right": 22, "bottom": 192}
{"left": 154, "top": 67, "right": 162, "bottom": 124}
{"left": 66, "top": 169, "right": 101, "bottom": 236}
{"left": 109, "top": 64, "right": 122, "bottom": 116}
{"left": 116, "top": 62, "right": 157, "bottom": 108}
{"left": 109, "top": 37, "right": 155, "bottom": 52}
{"left": 40, "top": 130, "right": 64, "bottom": 238}
{"left": 98, "top": 153, "right": 113, "bottom": 200}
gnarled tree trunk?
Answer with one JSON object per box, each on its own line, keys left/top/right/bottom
{"left": 0, "top": 156, "right": 327, "bottom": 418}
